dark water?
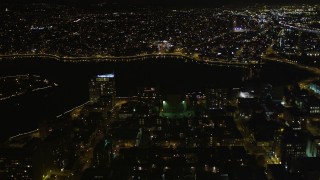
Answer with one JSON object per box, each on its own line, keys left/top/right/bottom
{"left": 0, "top": 58, "right": 316, "bottom": 142}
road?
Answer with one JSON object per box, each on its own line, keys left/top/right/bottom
{"left": 72, "top": 99, "right": 127, "bottom": 179}
{"left": 234, "top": 110, "right": 281, "bottom": 166}
{"left": 0, "top": 52, "right": 262, "bottom": 68}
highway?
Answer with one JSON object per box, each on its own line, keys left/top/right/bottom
{"left": 262, "top": 55, "right": 320, "bottom": 76}
{"left": 262, "top": 43, "right": 320, "bottom": 89}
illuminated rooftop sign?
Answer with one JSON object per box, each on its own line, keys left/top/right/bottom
{"left": 97, "top": 73, "right": 114, "bottom": 78}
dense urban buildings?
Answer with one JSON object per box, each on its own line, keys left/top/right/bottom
{"left": 0, "top": 1, "right": 320, "bottom": 180}
{"left": 0, "top": 4, "right": 319, "bottom": 67}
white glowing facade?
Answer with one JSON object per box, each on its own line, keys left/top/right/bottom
{"left": 239, "top": 91, "right": 254, "bottom": 99}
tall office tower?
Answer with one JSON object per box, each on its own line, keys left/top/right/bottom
{"left": 89, "top": 73, "right": 116, "bottom": 109}
{"left": 280, "top": 129, "right": 308, "bottom": 166}
{"left": 137, "top": 87, "right": 160, "bottom": 115}
{"left": 137, "top": 87, "right": 159, "bottom": 105}
{"left": 206, "top": 88, "right": 230, "bottom": 109}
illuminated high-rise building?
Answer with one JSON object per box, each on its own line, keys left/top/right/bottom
{"left": 137, "top": 87, "right": 159, "bottom": 105}
{"left": 206, "top": 88, "right": 229, "bottom": 109}
{"left": 89, "top": 73, "right": 116, "bottom": 109}
{"left": 280, "top": 130, "right": 308, "bottom": 165}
